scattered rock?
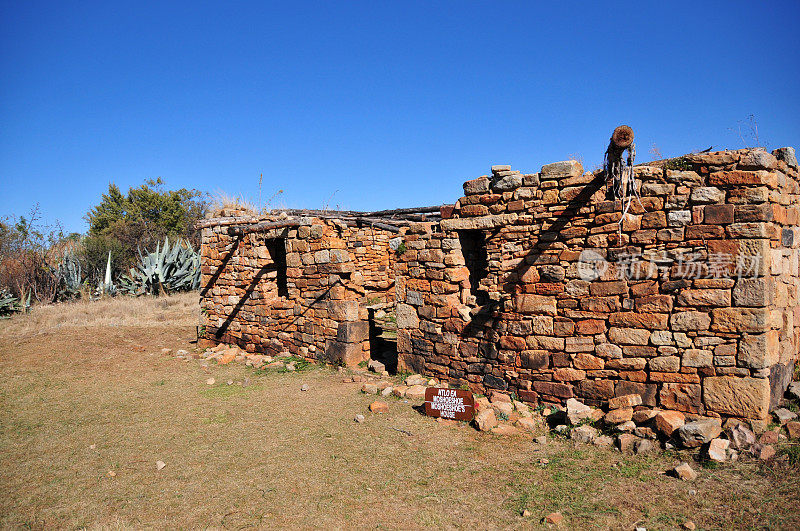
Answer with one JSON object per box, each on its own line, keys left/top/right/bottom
{"left": 534, "top": 435, "right": 548, "bottom": 445}
{"left": 632, "top": 409, "right": 659, "bottom": 424}
{"left": 161, "top": 348, "right": 172, "bottom": 355}
{"left": 655, "top": 410, "right": 685, "bottom": 436}
{"left": 755, "top": 443, "right": 776, "bottom": 461}
{"left": 707, "top": 438, "right": 729, "bottom": 462}
{"left": 368, "top": 359, "right": 386, "bottom": 373}
{"left": 89, "top": 444, "right": 96, "bottom": 450}
{"left": 491, "top": 425, "right": 523, "bottom": 436}
{"left": 634, "top": 427, "right": 658, "bottom": 439}
{"left": 218, "top": 353, "right": 235, "bottom": 365}
{"left": 728, "top": 423, "right": 756, "bottom": 450}
{"left": 571, "top": 425, "right": 598, "bottom": 444}
{"left": 156, "top": 460, "right": 166, "bottom": 471}
{"left": 773, "top": 408, "right": 798, "bottom": 425}
{"left": 594, "top": 435, "right": 614, "bottom": 447}
{"left": 788, "top": 382, "right": 800, "bottom": 401}
{"left": 205, "top": 378, "right": 215, "bottom": 385}
{"left": 474, "top": 408, "right": 498, "bottom": 432}
{"left": 566, "top": 398, "right": 593, "bottom": 425}
{"left": 617, "top": 420, "right": 636, "bottom": 433}
{"left": 300, "top": 384, "right": 309, "bottom": 392}
{"left": 514, "top": 417, "right": 540, "bottom": 432}
{"left": 405, "top": 384, "right": 426, "bottom": 401}
{"left": 392, "top": 385, "right": 409, "bottom": 397}
{"left": 674, "top": 462, "right": 697, "bottom": 481}
{"left": 677, "top": 419, "right": 721, "bottom": 448}
{"left": 544, "top": 512, "right": 564, "bottom": 525}
{"left": 107, "top": 470, "right": 117, "bottom": 478}
{"left": 226, "top": 380, "right": 233, "bottom": 385}
{"left": 634, "top": 438, "right": 657, "bottom": 454}
{"left": 380, "top": 387, "right": 393, "bottom": 397}
{"left": 759, "top": 430, "right": 779, "bottom": 444}
{"left": 522, "top": 509, "right": 531, "bottom": 517}
{"left": 404, "top": 374, "right": 427, "bottom": 386}
{"left": 786, "top": 421, "right": 800, "bottom": 439}
{"left": 604, "top": 407, "right": 634, "bottom": 424}
{"left": 285, "top": 362, "right": 296, "bottom": 371}
{"left": 354, "top": 414, "right": 365, "bottom": 423}
{"left": 491, "top": 401, "right": 514, "bottom": 418}
{"left": 617, "top": 433, "right": 639, "bottom": 453}
{"left": 361, "top": 383, "right": 379, "bottom": 394}
{"left": 369, "top": 401, "right": 389, "bottom": 414}
{"left": 491, "top": 391, "right": 512, "bottom": 403}
{"left": 682, "top": 521, "right": 696, "bottom": 530}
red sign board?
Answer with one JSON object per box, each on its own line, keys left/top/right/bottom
{"left": 424, "top": 387, "right": 475, "bottom": 422}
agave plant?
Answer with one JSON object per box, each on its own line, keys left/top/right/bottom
{"left": 0, "top": 288, "right": 29, "bottom": 317}
{"left": 53, "top": 250, "right": 83, "bottom": 301}
{"left": 119, "top": 237, "right": 201, "bottom": 296}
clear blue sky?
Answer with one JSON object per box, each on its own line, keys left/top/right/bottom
{"left": 2, "top": 0, "right": 799, "bottom": 234}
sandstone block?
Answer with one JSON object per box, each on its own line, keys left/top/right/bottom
{"left": 474, "top": 408, "right": 498, "bottom": 431}
{"left": 463, "top": 176, "right": 490, "bottom": 195}
{"left": 677, "top": 289, "right": 730, "bottom": 307}
{"left": 521, "top": 350, "right": 549, "bottom": 369}
{"left": 608, "top": 394, "right": 642, "bottom": 410}
{"left": 573, "top": 353, "right": 604, "bottom": 370}
{"left": 605, "top": 407, "right": 633, "bottom": 424}
{"left": 732, "top": 278, "right": 772, "bottom": 307}
{"left": 515, "top": 294, "right": 557, "bottom": 315}
{"left": 395, "top": 303, "right": 419, "bottom": 329}
{"left": 608, "top": 327, "right": 651, "bottom": 345}
{"left": 703, "top": 376, "right": 770, "bottom": 418}
{"left": 671, "top": 311, "right": 711, "bottom": 331}
{"left": 704, "top": 204, "right": 734, "bottom": 224}
{"left": 738, "top": 331, "right": 779, "bottom": 369}
{"left": 711, "top": 308, "right": 769, "bottom": 333}
{"left": 649, "top": 356, "right": 680, "bottom": 372}
{"left": 682, "top": 349, "right": 713, "bottom": 368}
{"left": 540, "top": 160, "right": 583, "bottom": 178}
{"left": 655, "top": 410, "right": 685, "bottom": 436}
{"left": 691, "top": 187, "right": 725, "bottom": 203}
{"left": 659, "top": 383, "right": 701, "bottom": 413}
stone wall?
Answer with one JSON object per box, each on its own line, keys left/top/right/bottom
{"left": 395, "top": 147, "right": 800, "bottom": 422}
{"left": 199, "top": 214, "right": 396, "bottom": 365}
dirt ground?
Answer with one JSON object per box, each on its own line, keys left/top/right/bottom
{"left": 1, "top": 294, "right": 798, "bottom": 529}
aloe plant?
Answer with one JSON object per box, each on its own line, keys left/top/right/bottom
{"left": 119, "top": 237, "right": 201, "bottom": 295}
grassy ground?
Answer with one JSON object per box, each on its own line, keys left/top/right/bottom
{"left": 1, "top": 294, "right": 798, "bottom": 529}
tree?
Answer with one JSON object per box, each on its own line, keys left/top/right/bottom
{"left": 82, "top": 178, "right": 208, "bottom": 283}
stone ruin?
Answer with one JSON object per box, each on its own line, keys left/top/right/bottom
{"left": 198, "top": 144, "right": 800, "bottom": 425}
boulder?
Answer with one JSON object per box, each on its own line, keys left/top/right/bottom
{"left": 707, "top": 438, "right": 729, "bottom": 462}
{"left": 674, "top": 462, "right": 698, "bottom": 481}
{"left": 604, "top": 407, "right": 634, "bottom": 424}
{"left": 729, "top": 423, "right": 756, "bottom": 451}
{"left": 491, "top": 425, "right": 523, "bottom": 436}
{"left": 369, "top": 401, "right": 389, "bottom": 414}
{"left": 571, "top": 425, "right": 599, "bottom": 444}
{"left": 677, "top": 419, "right": 722, "bottom": 448}
{"left": 785, "top": 421, "right": 800, "bottom": 439}
{"left": 405, "top": 384, "right": 426, "bottom": 401}
{"left": 655, "top": 410, "right": 685, "bottom": 436}
{"left": 474, "top": 408, "right": 498, "bottom": 432}
{"left": 566, "top": 398, "right": 593, "bottom": 425}
{"left": 773, "top": 407, "right": 798, "bottom": 425}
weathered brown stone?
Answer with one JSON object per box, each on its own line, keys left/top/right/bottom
{"left": 703, "top": 376, "right": 771, "bottom": 419}
{"left": 514, "top": 294, "right": 557, "bottom": 316}
{"left": 711, "top": 308, "right": 769, "bottom": 333}
{"left": 659, "top": 383, "right": 701, "bottom": 413}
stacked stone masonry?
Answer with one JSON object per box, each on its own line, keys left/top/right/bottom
{"left": 200, "top": 214, "right": 396, "bottom": 366}
{"left": 200, "top": 146, "right": 799, "bottom": 422}
{"left": 394, "top": 147, "right": 799, "bottom": 423}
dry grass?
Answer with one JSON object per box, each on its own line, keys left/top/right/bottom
{"left": 1, "top": 296, "right": 799, "bottom": 528}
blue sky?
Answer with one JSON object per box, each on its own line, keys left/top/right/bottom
{"left": 2, "top": 1, "right": 799, "bottom": 234}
